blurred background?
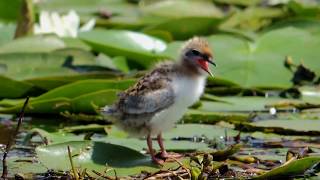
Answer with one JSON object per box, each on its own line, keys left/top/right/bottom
{"left": 0, "top": 0, "right": 320, "bottom": 179}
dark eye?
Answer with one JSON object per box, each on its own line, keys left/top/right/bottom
{"left": 191, "top": 49, "right": 200, "bottom": 56}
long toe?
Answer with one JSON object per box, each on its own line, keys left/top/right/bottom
{"left": 159, "top": 152, "right": 183, "bottom": 159}
{"left": 152, "top": 157, "right": 165, "bottom": 165}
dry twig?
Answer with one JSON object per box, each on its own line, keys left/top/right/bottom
{"left": 1, "top": 97, "right": 29, "bottom": 179}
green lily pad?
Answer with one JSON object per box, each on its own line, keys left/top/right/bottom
{"left": 219, "top": 7, "right": 286, "bottom": 32}
{"left": 252, "top": 119, "right": 320, "bottom": 133}
{"left": 140, "top": 0, "right": 223, "bottom": 18}
{"left": 24, "top": 72, "right": 121, "bottom": 91}
{"left": 0, "top": 50, "right": 98, "bottom": 80}
{"left": 62, "top": 37, "right": 91, "bottom": 51}
{"left": 0, "top": 78, "right": 135, "bottom": 114}
{"left": 0, "top": 89, "right": 122, "bottom": 114}
{"left": 36, "top": 140, "right": 150, "bottom": 169}
{"left": 209, "top": 27, "right": 320, "bottom": 88}
{"left": 253, "top": 156, "right": 320, "bottom": 179}
{"left": 37, "top": 0, "right": 137, "bottom": 17}
{"left": 183, "top": 109, "right": 249, "bottom": 124}
{"left": 144, "top": 17, "right": 221, "bottom": 40}
{"left": 6, "top": 156, "right": 47, "bottom": 177}
{"left": 34, "top": 79, "right": 135, "bottom": 101}
{"left": 35, "top": 141, "right": 177, "bottom": 176}
{"left": 0, "top": 0, "right": 22, "bottom": 22}
{"left": 0, "top": 35, "right": 65, "bottom": 53}
{"left": 265, "top": 18, "right": 320, "bottom": 34}
{"left": 199, "top": 96, "right": 303, "bottom": 112}
{"left": 0, "top": 23, "right": 16, "bottom": 46}
{"left": 288, "top": 0, "right": 320, "bottom": 18}
{"left": 214, "top": 0, "right": 261, "bottom": 6}
{"left": 236, "top": 119, "right": 320, "bottom": 136}
{"left": 71, "top": 89, "right": 119, "bottom": 113}
{"left": 95, "top": 54, "right": 130, "bottom": 73}
{"left": 0, "top": 75, "right": 37, "bottom": 98}
{"left": 79, "top": 29, "right": 168, "bottom": 67}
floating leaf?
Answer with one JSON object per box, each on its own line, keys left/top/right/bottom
{"left": 213, "top": 0, "right": 261, "bottom": 6}
{"left": 236, "top": 120, "right": 320, "bottom": 136}
{"left": 253, "top": 156, "right": 320, "bottom": 179}
{"left": 0, "top": 75, "right": 38, "bottom": 98}
{"left": 71, "top": 89, "right": 119, "bottom": 113}
{"left": 219, "top": 7, "right": 286, "bottom": 31}
{"left": 183, "top": 110, "right": 249, "bottom": 124}
{"left": 0, "top": 35, "right": 66, "bottom": 53}
{"left": 34, "top": 79, "right": 135, "bottom": 101}
{"left": 36, "top": 141, "right": 172, "bottom": 176}
{"left": 79, "top": 29, "right": 168, "bottom": 67}
{"left": 210, "top": 27, "right": 320, "bottom": 88}
{"left": 0, "top": 0, "right": 22, "bottom": 22}
{"left": 199, "top": 96, "right": 305, "bottom": 112}
{"left": 0, "top": 23, "right": 16, "bottom": 46}
{"left": 0, "top": 79, "right": 135, "bottom": 114}
{"left": 252, "top": 119, "right": 320, "bottom": 134}
{"left": 265, "top": 18, "right": 320, "bottom": 34}
{"left": 144, "top": 17, "right": 221, "bottom": 40}
{"left": 140, "top": 0, "right": 223, "bottom": 18}
{"left": 288, "top": 0, "right": 320, "bottom": 18}
{"left": 24, "top": 72, "right": 121, "bottom": 91}
{"left": 0, "top": 50, "right": 97, "bottom": 80}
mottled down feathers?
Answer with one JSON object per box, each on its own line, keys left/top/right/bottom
{"left": 101, "top": 37, "right": 213, "bottom": 136}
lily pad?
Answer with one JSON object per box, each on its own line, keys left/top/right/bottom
{"left": 24, "top": 72, "right": 121, "bottom": 90}
{"left": 140, "top": 0, "right": 223, "bottom": 19}
{"left": 0, "top": 0, "right": 22, "bottom": 22}
{"left": 253, "top": 156, "right": 320, "bottom": 179}
{"left": 34, "top": 79, "right": 135, "bottom": 101}
{"left": 252, "top": 119, "right": 320, "bottom": 133}
{"left": 209, "top": 27, "right": 320, "bottom": 88}
{"left": 219, "top": 7, "right": 286, "bottom": 32}
{"left": 0, "top": 89, "right": 121, "bottom": 114}
{"left": 0, "top": 79, "right": 135, "bottom": 114}
{"left": 144, "top": 17, "right": 221, "bottom": 40}
{"left": 0, "top": 23, "right": 16, "bottom": 46}
{"left": 0, "top": 35, "right": 66, "bottom": 53}
{"left": 198, "top": 96, "right": 303, "bottom": 112}
{"left": 236, "top": 119, "right": 320, "bottom": 136}
{"left": 0, "top": 75, "right": 38, "bottom": 98}
{"left": 183, "top": 110, "right": 249, "bottom": 124}
{"left": 36, "top": 141, "right": 172, "bottom": 176}
{"left": 79, "top": 29, "right": 168, "bottom": 67}
{"left": 0, "top": 50, "right": 98, "bottom": 80}
{"left": 214, "top": 0, "right": 261, "bottom": 6}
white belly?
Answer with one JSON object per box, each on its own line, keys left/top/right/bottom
{"left": 149, "top": 76, "right": 206, "bottom": 135}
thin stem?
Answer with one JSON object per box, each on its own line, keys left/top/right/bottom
{"left": 1, "top": 96, "right": 29, "bottom": 179}
{"left": 67, "top": 146, "right": 79, "bottom": 180}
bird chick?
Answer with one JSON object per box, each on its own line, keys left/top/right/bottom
{"left": 102, "top": 37, "right": 215, "bottom": 164}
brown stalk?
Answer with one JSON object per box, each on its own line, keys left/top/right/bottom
{"left": 67, "top": 146, "right": 79, "bottom": 180}
{"left": 1, "top": 96, "right": 29, "bottom": 178}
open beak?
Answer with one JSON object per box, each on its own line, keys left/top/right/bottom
{"left": 203, "top": 57, "right": 216, "bottom": 77}
{"left": 203, "top": 67, "right": 213, "bottom": 77}
{"left": 206, "top": 57, "right": 216, "bottom": 67}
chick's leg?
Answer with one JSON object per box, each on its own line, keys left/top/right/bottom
{"left": 157, "top": 133, "right": 182, "bottom": 159}
{"left": 147, "top": 134, "right": 164, "bottom": 165}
